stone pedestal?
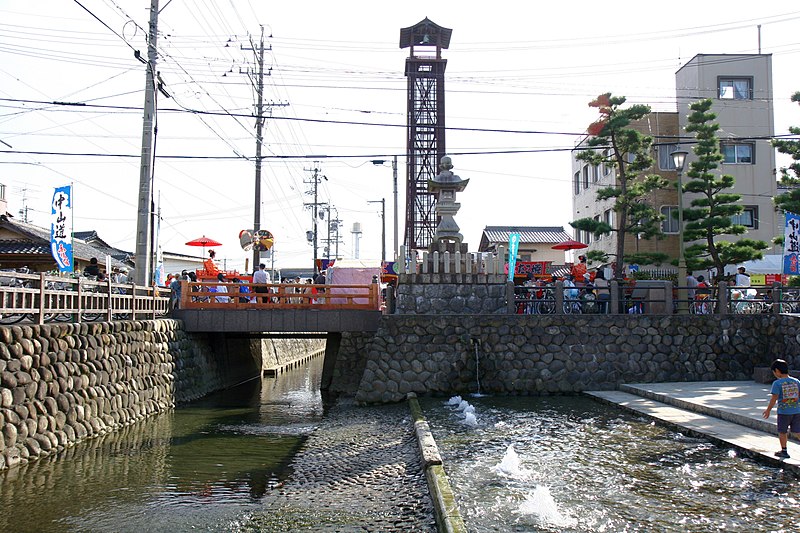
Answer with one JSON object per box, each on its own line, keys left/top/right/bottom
{"left": 396, "top": 242, "right": 509, "bottom": 315}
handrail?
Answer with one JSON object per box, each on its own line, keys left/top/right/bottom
{"left": 0, "top": 270, "right": 171, "bottom": 324}
{"left": 179, "top": 281, "right": 381, "bottom": 311}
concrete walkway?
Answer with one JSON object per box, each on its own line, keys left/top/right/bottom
{"left": 586, "top": 381, "right": 800, "bottom": 474}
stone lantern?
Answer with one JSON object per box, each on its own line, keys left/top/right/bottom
{"left": 428, "top": 155, "right": 469, "bottom": 248}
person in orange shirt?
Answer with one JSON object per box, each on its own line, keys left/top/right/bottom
{"left": 571, "top": 255, "right": 588, "bottom": 280}
{"left": 203, "top": 250, "right": 220, "bottom": 276}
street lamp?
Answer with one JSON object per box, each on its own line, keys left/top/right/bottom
{"left": 371, "top": 156, "right": 399, "bottom": 259}
{"left": 671, "top": 148, "right": 689, "bottom": 314}
{"left": 368, "top": 198, "right": 386, "bottom": 263}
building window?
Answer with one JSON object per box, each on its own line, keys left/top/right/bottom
{"left": 719, "top": 77, "right": 752, "bottom": 100}
{"left": 603, "top": 209, "right": 614, "bottom": 228}
{"left": 732, "top": 205, "right": 758, "bottom": 229}
{"left": 594, "top": 215, "right": 602, "bottom": 240}
{"left": 603, "top": 150, "right": 612, "bottom": 176}
{"left": 582, "top": 165, "right": 590, "bottom": 189}
{"left": 721, "top": 143, "right": 754, "bottom": 164}
{"left": 592, "top": 164, "right": 600, "bottom": 183}
{"left": 658, "top": 143, "right": 679, "bottom": 170}
{"left": 660, "top": 205, "right": 679, "bottom": 234}
{"left": 574, "top": 171, "right": 580, "bottom": 195}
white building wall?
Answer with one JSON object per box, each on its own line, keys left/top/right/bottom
{"left": 675, "top": 54, "right": 780, "bottom": 252}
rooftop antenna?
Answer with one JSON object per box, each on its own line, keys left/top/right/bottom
{"left": 757, "top": 24, "right": 761, "bottom": 54}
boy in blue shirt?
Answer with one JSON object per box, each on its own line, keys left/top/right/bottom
{"left": 762, "top": 359, "right": 800, "bottom": 459}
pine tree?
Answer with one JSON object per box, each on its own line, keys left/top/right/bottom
{"left": 682, "top": 99, "right": 768, "bottom": 277}
{"left": 773, "top": 91, "right": 800, "bottom": 214}
{"left": 571, "top": 93, "right": 669, "bottom": 279}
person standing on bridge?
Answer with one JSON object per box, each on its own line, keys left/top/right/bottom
{"left": 763, "top": 359, "right": 800, "bottom": 459}
{"left": 252, "top": 263, "right": 271, "bottom": 303}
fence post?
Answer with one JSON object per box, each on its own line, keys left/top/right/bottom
{"left": 106, "top": 278, "right": 114, "bottom": 322}
{"left": 555, "top": 280, "right": 565, "bottom": 314}
{"left": 717, "top": 281, "right": 728, "bottom": 315}
{"left": 610, "top": 280, "right": 619, "bottom": 315}
{"left": 37, "top": 272, "right": 46, "bottom": 325}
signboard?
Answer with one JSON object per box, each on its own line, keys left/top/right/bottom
{"left": 507, "top": 233, "right": 520, "bottom": 281}
{"left": 784, "top": 212, "right": 800, "bottom": 275}
{"left": 512, "top": 261, "right": 550, "bottom": 277}
{"left": 50, "top": 185, "right": 73, "bottom": 272}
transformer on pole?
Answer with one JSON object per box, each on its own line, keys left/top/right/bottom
{"left": 399, "top": 18, "right": 452, "bottom": 252}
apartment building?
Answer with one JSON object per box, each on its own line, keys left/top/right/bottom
{"left": 572, "top": 53, "right": 780, "bottom": 272}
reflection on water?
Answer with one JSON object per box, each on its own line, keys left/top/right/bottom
{"left": 0, "top": 357, "right": 325, "bottom": 533}
{"left": 421, "top": 395, "right": 800, "bottom": 533}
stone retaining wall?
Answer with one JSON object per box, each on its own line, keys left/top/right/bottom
{"left": 0, "top": 320, "right": 322, "bottom": 471}
{"left": 353, "top": 314, "right": 800, "bottom": 403}
{"left": 395, "top": 274, "right": 508, "bottom": 315}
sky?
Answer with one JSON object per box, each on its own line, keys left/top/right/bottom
{"left": 1, "top": 1, "right": 799, "bottom": 274}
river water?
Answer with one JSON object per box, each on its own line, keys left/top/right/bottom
{"left": 5, "top": 358, "right": 800, "bottom": 532}
{"left": 0, "top": 359, "right": 326, "bottom": 533}
{"left": 420, "top": 395, "right": 800, "bottom": 532}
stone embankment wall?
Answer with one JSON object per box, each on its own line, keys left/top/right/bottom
{"left": 352, "top": 314, "right": 798, "bottom": 404}
{"left": 0, "top": 320, "right": 322, "bottom": 471}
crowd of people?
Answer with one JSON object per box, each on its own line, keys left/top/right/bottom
{"left": 167, "top": 258, "right": 327, "bottom": 310}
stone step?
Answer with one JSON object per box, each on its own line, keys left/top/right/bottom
{"left": 586, "top": 389, "right": 800, "bottom": 473}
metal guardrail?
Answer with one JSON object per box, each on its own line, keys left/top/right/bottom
{"left": 0, "top": 270, "right": 171, "bottom": 325}
{"left": 178, "top": 281, "right": 381, "bottom": 311}
{"left": 511, "top": 280, "right": 800, "bottom": 316}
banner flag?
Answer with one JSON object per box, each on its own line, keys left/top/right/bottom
{"left": 50, "top": 185, "right": 73, "bottom": 272}
{"left": 507, "top": 233, "right": 520, "bottom": 281}
{"left": 783, "top": 212, "right": 800, "bottom": 275}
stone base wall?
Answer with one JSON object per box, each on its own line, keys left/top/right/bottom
{"left": 395, "top": 275, "right": 509, "bottom": 314}
{"left": 0, "top": 320, "right": 324, "bottom": 471}
{"left": 353, "top": 314, "right": 799, "bottom": 403}
{"left": 260, "top": 337, "right": 326, "bottom": 374}
{"left": 327, "top": 332, "right": 374, "bottom": 394}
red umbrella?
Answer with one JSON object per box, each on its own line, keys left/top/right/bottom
{"left": 551, "top": 239, "right": 588, "bottom": 251}
{"left": 186, "top": 235, "right": 222, "bottom": 257}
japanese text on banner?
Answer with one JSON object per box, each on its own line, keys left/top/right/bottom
{"left": 50, "top": 185, "right": 73, "bottom": 272}
{"left": 783, "top": 212, "right": 800, "bottom": 275}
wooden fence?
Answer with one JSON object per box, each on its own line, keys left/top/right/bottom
{"left": 178, "top": 281, "right": 381, "bottom": 311}
{"left": 0, "top": 270, "right": 170, "bottom": 325}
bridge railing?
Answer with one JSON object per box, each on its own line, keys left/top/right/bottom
{"left": 179, "top": 281, "right": 381, "bottom": 310}
{"left": 0, "top": 270, "right": 171, "bottom": 325}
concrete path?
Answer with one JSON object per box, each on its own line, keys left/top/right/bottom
{"left": 586, "top": 381, "right": 800, "bottom": 473}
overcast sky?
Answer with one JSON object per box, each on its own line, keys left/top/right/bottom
{"left": 1, "top": 1, "right": 799, "bottom": 272}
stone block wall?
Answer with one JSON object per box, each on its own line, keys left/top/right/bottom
{"left": 0, "top": 320, "right": 223, "bottom": 471}
{"left": 353, "top": 314, "right": 799, "bottom": 403}
{"left": 0, "top": 320, "right": 324, "bottom": 471}
{"left": 395, "top": 274, "right": 508, "bottom": 315}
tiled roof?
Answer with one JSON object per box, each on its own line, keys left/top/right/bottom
{"left": 481, "top": 226, "right": 573, "bottom": 244}
{"left": 0, "top": 216, "right": 129, "bottom": 269}
{"left": 0, "top": 239, "right": 50, "bottom": 255}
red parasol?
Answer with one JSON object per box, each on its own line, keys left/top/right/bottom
{"left": 551, "top": 239, "right": 588, "bottom": 251}
{"left": 186, "top": 235, "right": 222, "bottom": 257}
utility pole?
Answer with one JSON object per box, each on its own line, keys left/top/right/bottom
{"left": 392, "top": 155, "right": 398, "bottom": 259}
{"left": 325, "top": 207, "right": 343, "bottom": 260}
{"left": 134, "top": 0, "right": 159, "bottom": 286}
{"left": 241, "top": 30, "right": 287, "bottom": 272}
{"left": 252, "top": 28, "right": 265, "bottom": 271}
{"left": 368, "top": 198, "right": 386, "bottom": 263}
{"left": 303, "top": 165, "right": 327, "bottom": 273}
{"left": 371, "top": 156, "right": 400, "bottom": 259}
